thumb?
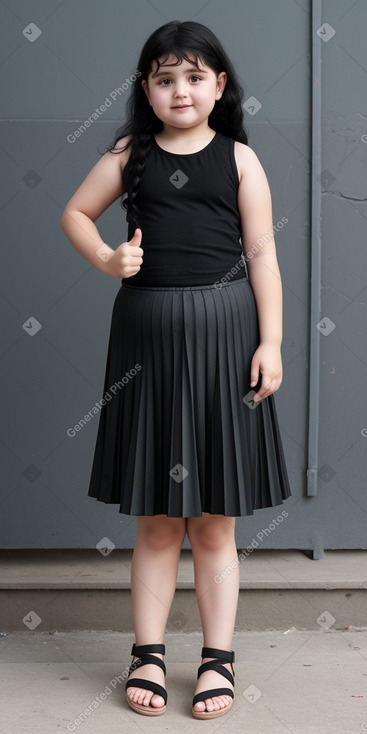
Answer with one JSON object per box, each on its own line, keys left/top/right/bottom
{"left": 129, "top": 228, "right": 142, "bottom": 245}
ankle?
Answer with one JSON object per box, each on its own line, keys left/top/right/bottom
{"left": 201, "top": 658, "right": 232, "bottom": 669}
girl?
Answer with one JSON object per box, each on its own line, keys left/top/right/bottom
{"left": 61, "top": 20, "right": 291, "bottom": 721}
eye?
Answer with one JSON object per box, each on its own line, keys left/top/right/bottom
{"left": 158, "top": 75, "right": 202, "bottom": 85}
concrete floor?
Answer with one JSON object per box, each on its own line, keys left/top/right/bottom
{"left": 1, "top": 628, "right": 367, "bottom": 733}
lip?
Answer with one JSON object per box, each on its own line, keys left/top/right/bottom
{"left": 172, "top": 105, "right": 192, "bottom": 109}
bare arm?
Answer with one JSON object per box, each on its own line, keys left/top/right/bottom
{"left": 60, "top": 137, "right": 143, "bottom": 278}
{"left": 235, "top": 142, "right": 284, "bottom": 398}
{"left": 236, "top": 142, "right": 283, "bottom": 346}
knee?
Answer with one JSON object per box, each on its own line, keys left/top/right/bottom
{"left": 140, "top": 517, "right": 185, "bottom": 551}
{"left": 188, "top": 518, "right": 235, "bottom": 553}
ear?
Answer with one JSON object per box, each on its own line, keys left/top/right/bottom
{"left": 216, "top": 71, "right": 227, "bottom": 101}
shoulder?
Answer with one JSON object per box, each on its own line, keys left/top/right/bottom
{"left": 109, "top": 134, "right": 132, "bottom": 173}
{"left": 233, "top": 141, "right": 265, "bottom": 183}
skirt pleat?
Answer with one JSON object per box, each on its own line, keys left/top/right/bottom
{"left": 87, "top": 276, "right": 292, "bottom": 517}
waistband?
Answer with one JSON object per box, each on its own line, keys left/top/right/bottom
{"left": 120, "top": 274, "right": 249, "bottom": 292}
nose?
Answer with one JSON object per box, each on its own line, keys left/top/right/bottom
{"left": 173, "top": 80, "right": 189, "bottom": 98}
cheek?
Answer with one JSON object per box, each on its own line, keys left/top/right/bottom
{"left": 150, "top": 89, "right": 169, "bottom": 106}
{"left": 195, "top": 81, "right": 215, "bottom": 96}
{"left": 193, "top": 87, "right": 214, "bottom": 104}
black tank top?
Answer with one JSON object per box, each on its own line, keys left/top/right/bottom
{"left": 125, "top": 131, "right": 248, "bottom": 286}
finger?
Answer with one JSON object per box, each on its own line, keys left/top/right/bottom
{"left": 255, "top": 377, "right": 279, "bottom": 401}
{"left": 253, "top": 375, "right": 271, "bottom": 401}
{"left": 260, "top": 375, "right": 272, "bottom": 392}
{"left": 250, "top": 362, "right": 259, "bottom": 387}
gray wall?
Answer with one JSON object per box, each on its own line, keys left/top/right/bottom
{"left": 1, "top": 0, "right": 366, "bottom": 554}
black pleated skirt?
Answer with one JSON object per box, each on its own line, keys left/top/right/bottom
{"left": 87, "top": 275, "right": 292, "bottom": 517}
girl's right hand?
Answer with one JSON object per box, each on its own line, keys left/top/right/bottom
{"left": 105, "top": 228, "right": 144, "bottom": 278}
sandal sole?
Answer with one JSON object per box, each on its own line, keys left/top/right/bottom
{"left": 192, "top": 697, "right": 233, "bottom": 719}
{"left": 126, "top": 695, "right": 166, "bottom": 716}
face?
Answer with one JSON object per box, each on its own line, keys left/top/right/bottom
{"left": 141, "top": 53, "right": 226, "bottom": 130}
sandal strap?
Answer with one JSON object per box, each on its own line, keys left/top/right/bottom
{"left": 192, "top": 687, "right": 234, "bottom": 706}
{"left": 131, "top": 643, "right": 165, "bottom": 656}
{"left": 128, "top": 643, "right": 166, "bottom": 676}
{"left": 128, "top": 653, "right": 166, "bottom": 676}
{"left": 201, "top": 646, "right": 235, "bottom": 663}
{"left": 192, "top": 647, "right": 235, "bottom": 707}
{"left": 126, "top": 642, "right": 168, "bottom": 703}
{"left": 125, "top": 677, "right": 167, "bottom": 704}
{"left": 197, "top": 659, "right": 234, "bottom": 686}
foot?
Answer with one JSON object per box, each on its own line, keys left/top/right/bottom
{"left": 126, "top": 652, "right": 166, "bottom": 710}
{"left": 193, "top": 658, "right": 234, "bottom": 714}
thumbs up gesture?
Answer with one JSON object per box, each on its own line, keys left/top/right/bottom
{"left": 105, "top": 228, "right": 144, "bottom": 279}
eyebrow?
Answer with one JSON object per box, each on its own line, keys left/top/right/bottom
{"left": 153, "top": 67, "right": 208, "bottom": 78}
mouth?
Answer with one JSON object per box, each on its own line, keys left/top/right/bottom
{"left": 172, "top": 105, "right": 192, "bottom": 109}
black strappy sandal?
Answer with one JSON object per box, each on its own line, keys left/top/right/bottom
{"left": 125, "top": 643, "right": 167, "bottom": 716}
{"left": 192, "top": 646, "right": 235, "bottom": 719}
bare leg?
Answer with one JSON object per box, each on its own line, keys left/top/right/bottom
{"left": 126, "top": 514, "right": 186, "bottom": 709}
{"left": 187, "top": 513, "right": 239, "bottom": 714}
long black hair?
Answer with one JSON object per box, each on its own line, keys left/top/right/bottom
{"left": 106, "top": 20, "right": 248, "bottom": 231}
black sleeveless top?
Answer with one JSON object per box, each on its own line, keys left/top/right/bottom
{"left": 125, "top": 131, "right": 248, "bottom": 286}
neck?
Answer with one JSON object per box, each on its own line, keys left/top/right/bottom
{"left": 157, "top": 121, "right": 215, "bottom": 142}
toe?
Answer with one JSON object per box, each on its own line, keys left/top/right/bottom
{"left": 217, "top": 695, "right": 231, "bottom": 709}
{"left": 129, "top": 686, "right": 148, "bottom": 705}
{"left": 150, "top": 693, "right": 165, "bottom": 708}
{"left": 144, "top": 691, "right": 154, "bottom": 706}
{"left": 203, "top": 695, "right": 231, "bottom": 712}
{"left": 126, "top": 687, "right": 137, "bottom": 701}
{"left": 193, "top": 700, "right": 206, "bottom": 711}
{"left": 128, "top": 687, "right": 165, "bottom": 709}
{"left": 137, "top": 689, "right": 147, "bottom": 705}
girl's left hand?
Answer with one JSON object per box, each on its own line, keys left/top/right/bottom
{"left": 249, "top": 343, "right": 283, "bottom": 401}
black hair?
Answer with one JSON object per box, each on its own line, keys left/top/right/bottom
{"left": 106, "top": 20, "right": 248, "bottom": 231}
